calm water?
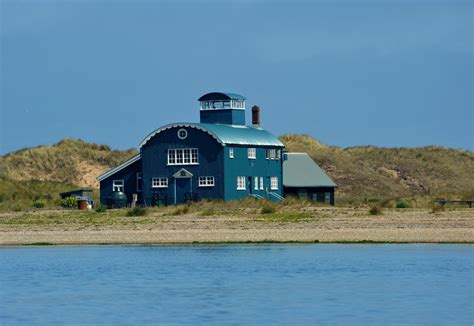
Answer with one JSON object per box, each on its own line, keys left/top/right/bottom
{"left": 1, "top": 244, "right": 472, "bottom": 325}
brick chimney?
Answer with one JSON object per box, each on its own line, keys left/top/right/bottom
{"left": 251, "top": 105, "right": 260, "bottom": 128}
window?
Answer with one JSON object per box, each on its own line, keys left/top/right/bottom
{"left": 325, "top": 192, "right": 331, "bottom": 204}
{"left": 136, "top": 173, "right": 142, "bottom": 192}
{"left": 152, "top": 177, "right": 168, "bottom": 188}
{"left": 266, "top": 149, "right": 280, "bottom": 160}
{"left": 168, "top": 148, "right": 199, "bottom": 165}
{"left": 199, "top": 176, "right": 215, "bottom": 187}
{"left": 248, "top": 148, "right": 256, "bottom": 159}
{"left": 260, "top": 177, "right": 264, "bottom": 190}
{"left": 254, "top": 177, "right": 259, "bottom": 191}
{"left": 299, "top": 190, "right": 308, "bottom": 199}
{"left": 113, "top": 180, "right": 124, "bottom": 192}
{"left": 177, "top": 129, "right": 188, "bottom": 140}
{"left": 237, "top": 176, "right": 246, "bottom": 190}
{"left": 270, "top": 177, "right": 278, "bottom": 190}
{"left": 229, "top": 147, "right": 234, "bottom": 158}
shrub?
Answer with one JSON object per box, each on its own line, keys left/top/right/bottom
{"left": 95, "top": 205, "right": 107, "bottom": 213}
{"left": 0, "top": 193, "right": 4, "bottom": 203}
{"left": 396, "top": 201, "right": 410, "bottom": 209}
{"left": 431, "top": 205, "right": 445, "bottom": 214}
{"left": 199, "top": 208, "right": 216, "bottom": 216}
{"left": 369, "top": 205, "right": 382, "bottom": 215}
{"left": 126, "top": 207, "right": 147, "bottom": 217}
{"left": 60, "top": 197, "right": 77, "bottom": 209}
{"left": 172, "top": 205, "right": 190, "bottom": 215}
{"left": 261, "top": 204, "right": 277, "bottom": 214}
{"left": 32, "top": 202, "right": 45, "bottom": 209}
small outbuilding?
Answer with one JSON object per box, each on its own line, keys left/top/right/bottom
{"left": 283, "top": 153, "right": 336, "bottom": 205}
{"left": 60, "top": 188, "right": 94, "bottom": 200}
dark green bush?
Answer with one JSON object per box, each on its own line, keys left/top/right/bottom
{"left": 396, "top": 201, "right": 410, "bottom": 209}
{"left": 60, "top": 197, "right": 77, "bottom": 209}
{"left": 32, "top": 202, "right": 45, "bottom": 209}
{"left": 126, "top": 207, "right": 147, "bottom": 217}
{"left": 261, "top": 204, "right": 277, "bottom": 214}
{"left": 95, "top": 205, "right": 107, "bottom": 213}
{"left": 0, "top": 193, "right": 4, "bottom": 203}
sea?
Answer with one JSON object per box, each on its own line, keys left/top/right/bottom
{"left": 1, "top": 244, "right": 472, "bottom": 325}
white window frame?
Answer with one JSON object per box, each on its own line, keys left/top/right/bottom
{"left": 229, "top": 147, "right": 234, "bottom": 159}
{"left": 270, "top": 177, "right": 278, "bottom": 190}
{"left": 136, "top": 173, "right": 142, "bottom": 192}
{"left": 199, "top": 176, "right": 215, "bottom": 187}
{"left": 248, "top": 148, "right": 256, "bottom": 159}
{"left": 260, "top": 177, "right": 264, "bottom": 190}
{"left": 276, "top": 149, "right": 281, "bottom": 160}
{"left": 237, "top": 176, "right": 246, "bottom": 190}
{"left": 113, "top": 180, "right": 124, "bottom": 192}
{"left": 152, "top": 177, "right": 168, "bottom": 188}
{"left": 177, "top": 129, "right": 188, "bottom": 140}
{"left": 168, "top": 148, "right": 199, "bottom": 165}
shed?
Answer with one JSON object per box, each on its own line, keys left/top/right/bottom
{"left": 60, "top": 188, "right": 94, "bottom": 200}
{"left": 283, "top": 153, "right": 336, "bottom": 205}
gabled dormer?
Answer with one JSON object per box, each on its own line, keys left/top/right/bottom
{"left": 198, "top": 92, "right": 246, "bottom": 126}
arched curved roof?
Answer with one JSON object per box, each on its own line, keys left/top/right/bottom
{"left": 198, "top": 92, "right": 246, "bottom": 102}
{"left": 139, "top": 123, "right": 284, "bottom": 149}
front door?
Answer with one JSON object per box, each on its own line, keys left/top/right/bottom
{"left": 173, "top": 168, "right": 193, "bottom": 205}
{"left": 175, "top": 178, "right": 190, "bottom": 204}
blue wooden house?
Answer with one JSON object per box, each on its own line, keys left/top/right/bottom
{"left": 98, "top": 92, "right": 286, "bottom": 206}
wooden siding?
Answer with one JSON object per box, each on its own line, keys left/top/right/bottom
{"left": 200, "top": 109, "right": 245, "bottom": 125}
{"left": 283, "top": 186, "right": 335, "bottom": 206}
{"left": 140, "top": 126, "right": 225, "bottom": 205}
{"left": 99, "top": 159, "right": 142, "bottom": 205}
{"left": 224, "top": 146, "right": 283, "bottom": 201}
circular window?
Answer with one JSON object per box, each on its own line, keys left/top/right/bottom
{"left": 177, "top": 129, "right": 188, "bottom": 140}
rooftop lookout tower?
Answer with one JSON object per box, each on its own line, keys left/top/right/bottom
{"left": 198, "top": 92, "right": 246, "bottom": 126}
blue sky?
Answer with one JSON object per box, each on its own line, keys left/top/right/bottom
{"left": 1, "top": 0, "right": 472, "bottom": 154}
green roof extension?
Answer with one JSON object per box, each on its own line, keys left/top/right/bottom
{"left": 140, "top": 123, "right": 284, "bottom": 148}
{"left": 283, "top": 153, "right": 336, "bottom": 188}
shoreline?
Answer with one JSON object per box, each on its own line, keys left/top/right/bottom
{"left": 1, "top": 207, "right": 472, "bottom": 246}
{"left": 4, "top": 240, "right": 474, "bottom": 247}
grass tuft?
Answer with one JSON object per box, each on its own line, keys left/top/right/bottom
{"left": 126, "top": 207, "right": 147, "bottom": 217}
{"left": 261, "top": 204, "right": 277, "bottom": 214}
{"left": 369, "top": 205, "right": 382, "bottom": 215}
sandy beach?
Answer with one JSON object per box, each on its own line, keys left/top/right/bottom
{"left": 0, "top": 206, "right": 472, "bottom": 245}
